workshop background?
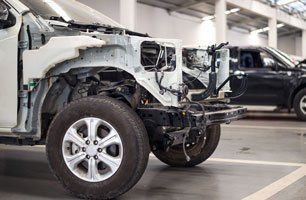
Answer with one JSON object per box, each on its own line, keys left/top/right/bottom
{"left": 0, "top": 0, "right": 306, "bottom": 200}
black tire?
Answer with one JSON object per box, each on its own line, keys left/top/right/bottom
{"left": 153, "top": 125, "right": 221, "bottom": 167}
{"left": 293, "top": 89, "right": 306, "bottom": 121}
{"left": 46, "top": 96, "right": 150, "bottom": 199}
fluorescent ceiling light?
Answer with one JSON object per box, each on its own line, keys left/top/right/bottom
{"left": 202, "top": 15, "right": 215, "bottom": 21}
{"left": 229, "top": 8, "right": 241, "bottom": 13}
{"left": 202, "top": 8, "right": 240, "bottom": 21}
{"left": 251, "top": 23, "right": 285, "bottom": 34}
{"left": 276, "top": 0, "right": 297, "bottom": 6}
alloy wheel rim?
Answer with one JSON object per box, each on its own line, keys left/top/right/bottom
{"left": 300, "top": 96, "right": 306, "bottom": 115}
{"left": 62, "top": 117, "right": 123, "bottom": 182}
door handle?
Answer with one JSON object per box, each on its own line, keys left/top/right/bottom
{"left": 234, "top": 70, "right": 245, "bottom": 75}
{"left": 232, "top": 70, "right": 245, "bottom": 79}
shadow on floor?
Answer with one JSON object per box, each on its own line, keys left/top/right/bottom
{"left": 0, "top": 150, "right": 71, "bottom": 199}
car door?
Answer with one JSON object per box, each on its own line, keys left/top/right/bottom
{"left": 231, "top": 48, "right": 284, "bottom": 105}
{"left": 0, "top": 1, "right": 21, "bottom": 129}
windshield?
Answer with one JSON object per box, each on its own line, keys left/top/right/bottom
{"left": 266, "top": 47, "right": 295, "bottom": 68}
{"left": 19, "top": 0, "right": 123, "bottom": 28}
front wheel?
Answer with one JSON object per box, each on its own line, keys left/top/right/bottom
{"left": 153, "top": 125, "right": 221, "bottom": 167}
{"left": 46, "top": 97, "right": 150, "bottom": 199}
{"left": 293, "top": 89, "right": 306, "bottom": 121}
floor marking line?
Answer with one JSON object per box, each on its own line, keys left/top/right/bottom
{"left": 149, "top": 155, "right": 305, "bottom": 167}
{"left": 223, "top": 125, "right": 306, "bottom": 131}
{"left": 208, "top": 158, "right": 305, "bottom": 167}
{"left": 242, "top": 166, "right": 306, "bottom": 200}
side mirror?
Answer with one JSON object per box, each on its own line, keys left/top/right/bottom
{"left": 0, "top": 3, "right": 9, "bottom": 21}
{"left": 263, "top": 57, "right": 276, "bottom": 70}
{"left": 299, "top": 59, "right": 306, "bottom": 65}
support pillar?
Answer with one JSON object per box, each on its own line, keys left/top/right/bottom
{"left": 268, "top": 17, "right": 277, "bottom": 48}
{"left": 120, "top": 0, "right": 136, "bottom": 31}
{"left": 215, "top": 0, "right": 227, "bottom": 44}
{"left": 302, "top": 30, "right": 306, "bottom": 58}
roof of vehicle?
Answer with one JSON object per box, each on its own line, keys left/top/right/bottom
{"left": 227, "top": 45, "right": 266, "bottom": 50}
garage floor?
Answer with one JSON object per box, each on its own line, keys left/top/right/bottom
{"left": 0, "top": 113, "right": 305, "bottom": 200}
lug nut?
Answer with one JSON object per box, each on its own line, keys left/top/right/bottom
{"left": 94, "top": 155, "right": 98, "bottom": 160}
{"left": 86, "top": 140, "right": 90, "bottom": 145}
{"left": 94, "top": 140, "right": 98, "bottom": 145}
{"left": 86, "top": 155, "right": 90, "bottom": 159}
{"left": 98, "top": 148, "right": 102, "bottom": 153}
{"left": 82, "top": 147, "right": 86, "bottom": 152}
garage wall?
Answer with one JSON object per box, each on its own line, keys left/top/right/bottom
{"left": 278, "top": 35, "right": 302, "bottom": 56}
{"left": 295, "top": 37, "right": 302, "bottom": 56}
{"left": 136, "top": 4, "right": 216, "bottom": 46}
{"left": 227, "top": 28, "right": 268, "bottom": 46}
{"left": 77, "top": 0, "right": 300, "bottom": 56}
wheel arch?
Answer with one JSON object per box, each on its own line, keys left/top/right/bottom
{"left": 289, "top": 83, "right": 306, "bottom": 109}
{"left": 40, "top": 66, "right": 139, "bottom": 139}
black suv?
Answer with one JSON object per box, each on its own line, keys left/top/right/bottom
{"left": 229, "top": 46, "right": 306, "bottom": 121}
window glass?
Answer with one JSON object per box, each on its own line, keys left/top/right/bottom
{"left": 266, "top": 47, "right": 295, "bottom": 68}
{"left": 0, "top": 1, "right": 15, "bottom": 30}
{"left": 239, "top": 50, "right": 262, "bottom": 68}
{"left": 261, "top": 51, "right": 275, "bottom": 69}
{"left": 19, "top": 0, "right": 122, "bottom": 28}
{"left": 0, "top": 0, "right": 8, "bottom": 21}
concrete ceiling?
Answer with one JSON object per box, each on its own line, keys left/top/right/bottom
{"left": 260, "top": 0, "right": 306, "bottom": 19}
{"left": 138, "top": 0, "right": 302, "bottom": 37}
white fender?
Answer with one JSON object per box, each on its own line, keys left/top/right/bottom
{"left": 23, "top": 35, "right": 105, "bottom": 83}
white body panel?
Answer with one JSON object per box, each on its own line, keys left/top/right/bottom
{"left": 182, "top": 48, "right": 231, "bottom": 92}
{"left": 130, "top": 37, "right": 183, "bottom": 107}
{"left": 23, "top": 32, "right": 183, "bottom": 107}
{"left": 4, "top": 0, "right": 29, "bottom": 14}
{"left": 23, "top": 36, "right": 105, "bottom": 83}
{"left": 216, "top": 49, "right": 230, "bottom": 92}
{"left": 0, "top": 9, "right": 21, "bottom": 129}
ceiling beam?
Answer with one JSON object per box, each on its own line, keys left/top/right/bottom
{"left": 227, "top": 0, "right": 306, "bottom": 30}
{"left": 137, "top": 0, "right": 176, "bottom": 9}
{"left": 228, "top": 22, "right": 253, "bottom": 32}
{"left": 229, "top": 17, "right": 266, "bottom": 30}
{"left": 167, "top": 0, "right": 208, "bottom": 13}
{"left": 276, "top": 0, "right": 298, "bottom": 6}
{"left": 278, "top": 29, "right": 301, "bottom": 37}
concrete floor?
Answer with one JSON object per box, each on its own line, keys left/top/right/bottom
{"left": 0, "top": 113, "right": 306, "bottom": 200}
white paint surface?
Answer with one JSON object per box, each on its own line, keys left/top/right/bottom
{"left": 23, "top": 36, "right": 105, "bottom": 82}
{"left": 0, "top": 9, "right": 22, "bottom": 128}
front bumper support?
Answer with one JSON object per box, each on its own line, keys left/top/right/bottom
{"left": 137, "top": 105, "right": 246, "bottom": 128}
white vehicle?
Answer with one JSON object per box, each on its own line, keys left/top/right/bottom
{"left": 0, "top": 0, "right": 246, "bottom": 199}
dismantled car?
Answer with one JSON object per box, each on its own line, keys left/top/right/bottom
{"left": 0, "top": 0, "right": 246, "bottom": 199}
{"left": 228, "top": 46, "right": 306, "bottom": 121}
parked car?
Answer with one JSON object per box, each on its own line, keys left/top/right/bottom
{"left": 228, "top": 46, "right": 306, "bottom": 120}
{"left": 0, "top": 0, "right": 246, "bottom": 199}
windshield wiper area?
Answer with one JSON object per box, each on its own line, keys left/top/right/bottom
{"left": 66, "top": 20, "right": 124, "bottom": 34}
{"left": 49, "top": 16, "right": 66, "bottom": 23}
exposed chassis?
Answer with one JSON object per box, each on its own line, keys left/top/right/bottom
{"left": 138, "top": 105, "right": 247, "bottom": 128}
